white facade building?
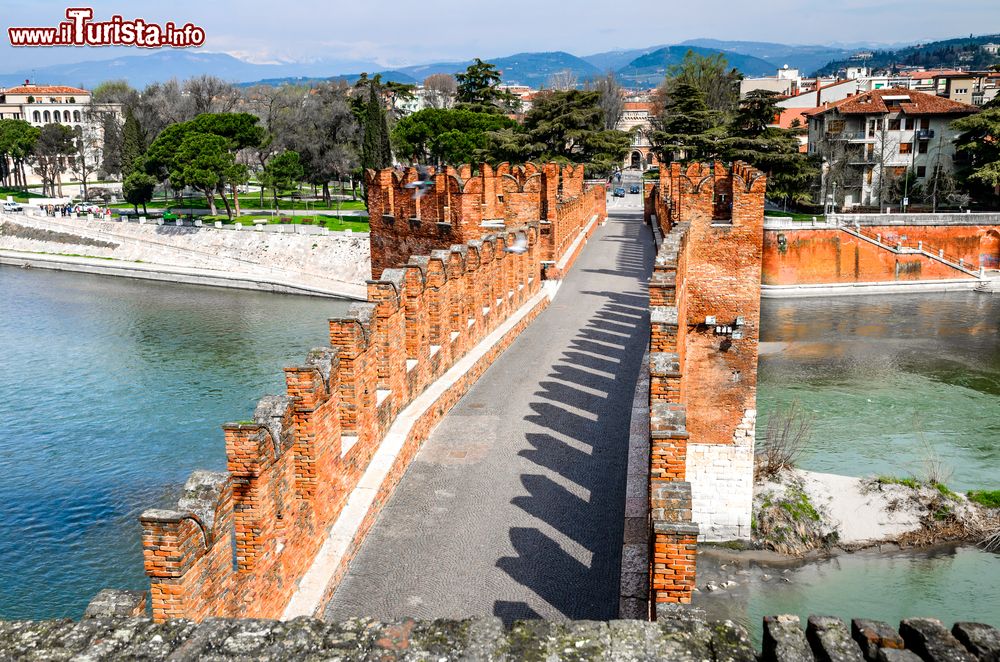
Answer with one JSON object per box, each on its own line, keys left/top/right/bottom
{"left": 806, "top": 88, "right": 977, "bottom": 210}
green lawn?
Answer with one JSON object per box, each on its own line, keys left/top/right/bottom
{"left": 110, "top": 195, "right": 367, "bottom": 212}
{"left": 764, "top": 210, "right": 826, "bottom": 222}
{"left": 0, "top": 187, "right": 46, "bottom": 203}
{"left": 202, "top": 214, "right": 370, "bottom": 233}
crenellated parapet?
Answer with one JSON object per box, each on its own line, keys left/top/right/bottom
{"left": 137, "top": 222, "right": 547, "bottom": 622}
{"left": 365, "top": 162, "right": 604, "bottom": 278}
{"left": 644, "top": 161, "right": 767, "bottom": 612}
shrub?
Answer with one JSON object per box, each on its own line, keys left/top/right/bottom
{"left": 754, "top": 400, "right": 813, "bottom": 481}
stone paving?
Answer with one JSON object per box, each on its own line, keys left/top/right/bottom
{"left": 324, "top": 199, "right": 653, "bottom": 623}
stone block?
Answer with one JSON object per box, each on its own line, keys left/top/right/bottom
{"left": 900, "top": 619, "right": 977, "bottom": 662}
{"left": 853, "top": 619, "right": 905, "bottom": 661}
{"left": 807, "top": 615, "right": 865, "bottom": 662}
{"left": 763, "top": 614, "right": 812, "bottom": 662}
{"left": 951, "top": 622, "right": 1000, "bottom": 661}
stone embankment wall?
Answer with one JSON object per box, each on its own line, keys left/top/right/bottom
{"left": 366, "top": 162, "right": 605, "bottom": 278}
{"left": 646, "top": 162, "right": 764, "bottom": 559}
{"left": 762, "top": 217, "right": 1000, "bottom": 285}
{"left": 0, "top": 213, "right": 371, "bottom": 293}
{"left": 6, "top": 596, "right": 999, "bottom": 662}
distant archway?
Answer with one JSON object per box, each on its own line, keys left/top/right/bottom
{"left": 981, "top": 230, "right": 1000, "bottom": 270}
{"left": 630, "top": 151, "right": 642, "bottom": 169}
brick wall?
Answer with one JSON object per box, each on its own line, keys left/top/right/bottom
{"left": 645, "top": 162, "right": 765, "bottom": 610}
{"left": 366, "top": 162, "right": 605, "bottom": 278}
{"left": 762, "top": 224, "right": 1000, "bottom": 284}
{"left": 138, "top": 223, "right": 551, "bottom": 622}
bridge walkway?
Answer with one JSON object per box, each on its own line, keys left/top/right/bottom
{"left": 324, "top": 200, "right": 653, "bottom": 623}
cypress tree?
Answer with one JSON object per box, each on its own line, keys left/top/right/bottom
{"left": 362, "top": 81, "right": 392, "bottom": 170}
{"left": 121, "top": 108, "right": 143, "bottom": 178}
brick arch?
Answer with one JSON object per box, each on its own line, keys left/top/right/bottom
{"left": 981, "top": 229, "right": 1000, "bottom": 269}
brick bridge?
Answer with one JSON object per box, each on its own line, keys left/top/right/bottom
{"left": 105, "top": 161, "right": 766, "bottom": 624}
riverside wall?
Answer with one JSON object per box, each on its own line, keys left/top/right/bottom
{"left": 0, "top": 213, "right": 371, "bottom": 296}
{"left": 644, "top": 162, "right": 765, "bottom": 614}
{"left": 762, "top": 216, "right": 1000, "bottom": 285}
{"left": 121, "top": 163, "right": 605, "bottom": 623}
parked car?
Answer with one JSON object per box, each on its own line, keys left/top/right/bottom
{"left": 613, "top": 187, "right": 626, "bottom": 198}
{"left": 2, "top": 201, "right": 23, "bottom": 212}
{"left": 629, "top": 184, "right": 641, "bottom": 194}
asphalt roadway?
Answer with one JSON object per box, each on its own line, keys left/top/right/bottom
{"left": 324, "top": 181, "right": 653, "bottom": 623}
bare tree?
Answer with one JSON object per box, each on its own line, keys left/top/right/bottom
{"left": 239, "top": 84, "right": 303, "bottom": 204}
{"left": 184, "top": 75, "right": 239, "bottom": 115}
{"left": 546, "top": 69, "right": 578, "bottom": 91}
{"left": 589, "top": 72, "right": 625, "bottom": 130}
{"left": 70, "top": 126, "right": 100, "bottom": 201}
{"left": 754, "top": 401, "right": 813, "bottom": 482}
{"left": 423, "top": 73, "right": 457, "bottom": 109}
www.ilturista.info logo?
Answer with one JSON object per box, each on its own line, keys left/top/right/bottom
{"left": 7, "top": 8, "right": 206, "bottom": 48}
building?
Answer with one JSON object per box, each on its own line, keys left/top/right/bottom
{"left": 616, "top": 100, "right": 659, "bottom": 171}
{"left": 806, "top": 88, "right": 978, "bottom": 210}
{"left": 740, "top": 65, "right": 804, "bottom": 98}
{"left": 0, "top": 80, "right": 120, "bottom": 192}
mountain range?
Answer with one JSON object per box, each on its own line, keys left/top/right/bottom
{"left": 0, "top": 37, "right": 937, "bottom": 90}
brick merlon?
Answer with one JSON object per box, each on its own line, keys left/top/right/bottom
{"left": 650, "top": 306, "right": 679, "bottom": 325}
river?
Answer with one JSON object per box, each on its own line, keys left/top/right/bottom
{"left": 0, "top": 266, "right": 350, "bottom": 620}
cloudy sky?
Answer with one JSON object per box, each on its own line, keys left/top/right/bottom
{"left": 1, "top": 0, "right": 998, "bottom": 71}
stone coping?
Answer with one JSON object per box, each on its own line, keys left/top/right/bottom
{"left": 4, "top": 610, "right": 997, "bottom": 661}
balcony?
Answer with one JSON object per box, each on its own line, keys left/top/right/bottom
{"left": 828, "top": 130, "right": 872, "bottom": 141}
{"left": 916, "top": 129, "right": 935, "bottom": 140}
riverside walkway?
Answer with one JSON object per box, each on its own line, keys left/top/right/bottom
{"left": 324, "top": 193, "right": 653, "bottom": 623}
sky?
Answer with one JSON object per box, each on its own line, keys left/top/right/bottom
{"left": 1, "top": 0, "right": 999, "bottom": 72}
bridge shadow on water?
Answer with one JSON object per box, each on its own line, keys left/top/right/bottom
{"left": 494, "top": 211, "right": 653, "bottom": 623}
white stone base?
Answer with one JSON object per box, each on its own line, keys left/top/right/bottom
{"left": 686, "top": 409, "right": 755, "bottom": 541}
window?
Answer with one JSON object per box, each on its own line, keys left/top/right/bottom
{"left": 905, "top": 117, "right": 915, "bottom": 130}
{"left": 889, "top": 118, "right": 902, "bottom": 131}
{"left": 32, "top": 110, "right": 40, "bottom": 122}
{"left": 916, "top": 166, "right": 927, "bottom": 177}
{"left": 918, "top": 141, "right": 929, "bottom": 154}
{"left": 43, "top": 110, "right": 50, "bottom": 122}
{"left": 920, "top": 118, "right": 930, "bottom": 129}
{"left": 866, "top": 168, "right": 873, "bottom": 184}
{"left": 73, "top": 110, "right": 81, "bottom": 122}
{"left": 899, "top": 143, "right": 912, "bottom": 154}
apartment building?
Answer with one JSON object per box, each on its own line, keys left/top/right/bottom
{"left": 806, "top": 88, "right": 978, "bottom": 209}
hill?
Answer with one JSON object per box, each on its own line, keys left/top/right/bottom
{"left": 616, "top": 45, "right": 774, "bottom": 87}
{"left": 0, "top": 50, "right": 381, "bottom": 88}
{"left": 396, "top": 51, "right": 602, "bottom": 88}
{"left": 678, "top": 39, "right": 855, "bottom": 76}
{"left": 815, "top": 34, "right": 1000, "bottom": 75}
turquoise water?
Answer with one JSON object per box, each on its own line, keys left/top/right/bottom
{"left": 0, "top": 267, "right": 350, "bottom": 620}
{"left": 758, "top": 292, "right": 1000, "bottom": 491}
{"left": 728, "top": 292, "right": 1000, "bottom": 636}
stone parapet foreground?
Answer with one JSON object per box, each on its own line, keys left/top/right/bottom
{"left": 135, "top": 221, "right": 552, "bottom": 622}
{"left": 5, "top": 603, "right": 999, "bottom": 661}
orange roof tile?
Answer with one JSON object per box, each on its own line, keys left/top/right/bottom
{"left": 3, "top": 85, "right": 89, "bottom": 95}
{"left": 807, "top": 88, "right": 978, "bottom": 117}
{"left": 623, "top": 101, "right": 654, "bottom": 112}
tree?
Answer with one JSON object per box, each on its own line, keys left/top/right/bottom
{"left": 650, "top": 83, "right": 727, "bottom": 163}
{"left": 392, "top": 108, "right": 516, "bottom": 165}
{"left": 720, "top": 91, "right": 817, "bottom": 206}
{"left": 423, "top": 74, "right": 457, "bottom": 109}
{"left": 121, "top": 108, "right": 144, "bottom": 179}
{"left": 123, "top": 170, "right": 156, "bottom": 214}
{"left": 520, "top": 90, "right": 631, "bottom": 175}
{"left": 589, "top": 72, "right": 625, "bottom": 130}
{"left": 184, "top": 75, "right": 239, "bottom": 115}
{"left": 284, "top": 81, "right": 359, "bottom": 204}
{"left": 261, "top": 150, "right": 304, "bottom": 208}
{"left": 455, "top": 59, "right": 518, "bottom": 113}
{"left": 29, "top": 123, "right": 75, "bottom": 196}
{"left": 953, "top": 105, "right": 1000, "bottom": 206}
{"left": 361, "top": 79, "right": 392, "bottom": 171}
{"left": 143, "top": 113, "right": 263, "bottom": 218}
{"left": 546, "top": 70, "right": 578, "bottom": 91}
{"left": 659, "top": 50, "right": 741, "bottom": 113}
{"left": 0, "top": 119, "right": 39, "bottom": 190}
{"left": 71, "top": 126, "right": 100, "bottom": 201}
{"left": 239, "top": 84, "right": 301, "bottom": 204}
